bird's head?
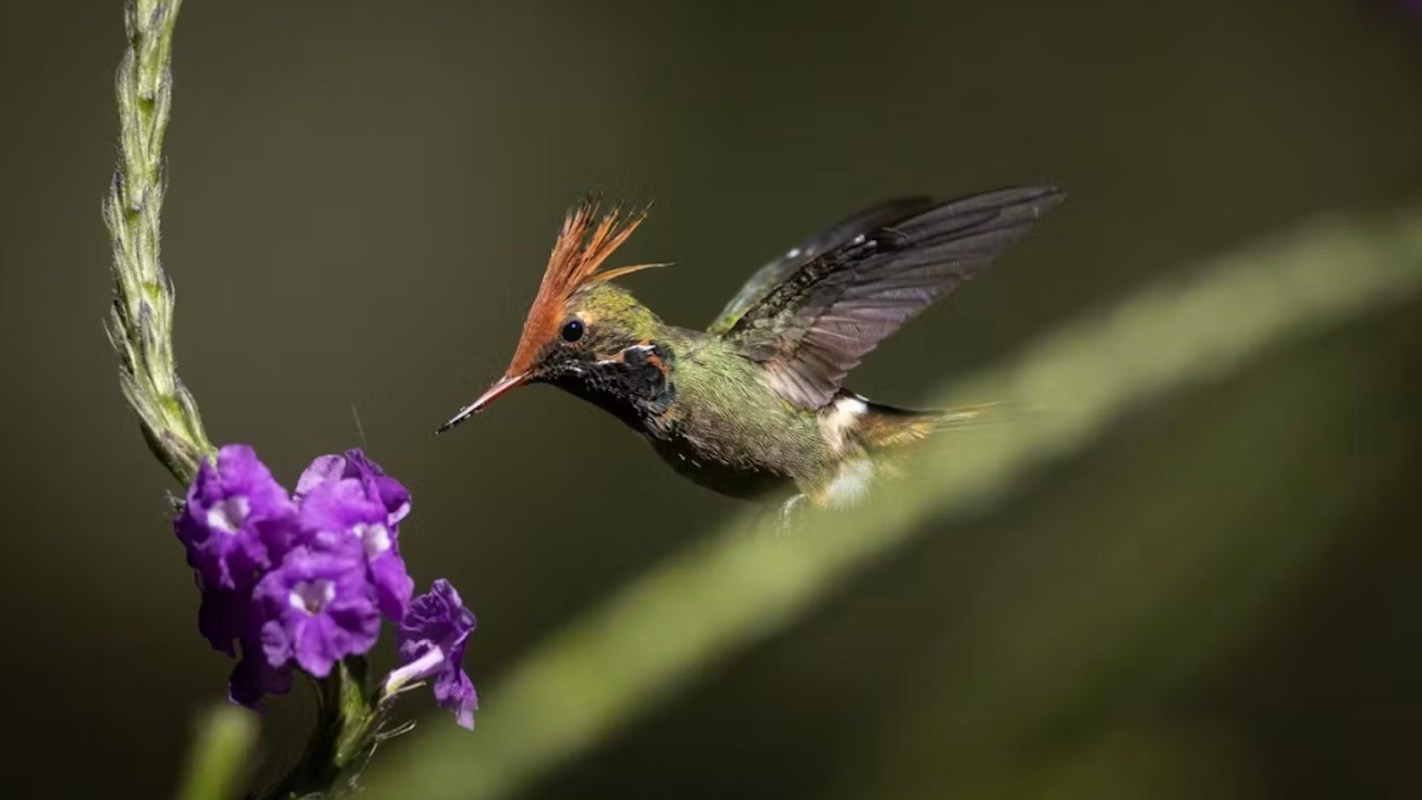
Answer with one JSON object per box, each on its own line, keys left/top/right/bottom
{"left": 438, "top": 202, "right": 666, "bottom": 433}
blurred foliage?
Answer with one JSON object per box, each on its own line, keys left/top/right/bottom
{"left": 177, "top": 706, "right": 257, "bottom": 800}
{"left": 362, "top": 208, "right": 1422, "bottom": 798}
{"left": 2, "top": 1, "right": 1420, "bottom": 798}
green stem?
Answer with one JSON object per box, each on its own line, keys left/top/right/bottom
{"left": 103, "top": 0, "right": 213, "bottom": 486}
{"left": 255, "top": 660, "right": 378, "bottom": 800}
{"left": 100, "top": 6, "right": 389, "bottom": 798}
{"left": 331, "top": 658, "right": 380, "bottom": 771}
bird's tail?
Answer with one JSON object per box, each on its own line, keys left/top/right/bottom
{"left": 852, "top": 398, "right": 1021, "bottom": 451}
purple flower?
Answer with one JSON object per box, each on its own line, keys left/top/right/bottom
{"left": 254, "top": 545, "right": 381, "bottom": 678}
{"left": 228, "top": 638, "right": 293, "bottom": 711}
{"left": 176, "top": 445, "right": 299, "bottom": 653}
{"left": 391, "top": 579, "right": 478, "bottom": 730}
{"left": 174, "top": 444, "right": 440, "bottom": 714}
{"left": 195, "top": 580, "right": 251, "bottom": 657}
{"left": 297, "top": 449, "right": 410, "bottom": 531}
{"left": 297, "top": 477, "right": 414, "bottom": 621}
{"left": 176, "top": 445, "right": 298, "bottom": 591}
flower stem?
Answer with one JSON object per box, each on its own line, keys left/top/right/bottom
{"left": 103, "top": 0, "right": 214, "bottom": 486}
{"left": 256, "top": 660, "right": 379, "bottom": 800}
{"left": 331, "top": 658, "right": 380, "bottom": 771}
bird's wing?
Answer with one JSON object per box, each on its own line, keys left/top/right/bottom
{"left": 718, "top": 186, "right": 1064, "bottom": 410}
{"left": 706, "top": 197, "right": 935, "bottom": 336}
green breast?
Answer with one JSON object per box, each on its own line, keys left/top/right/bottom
{"left": 648, "top": 331, "right": 831, "bottom": 500}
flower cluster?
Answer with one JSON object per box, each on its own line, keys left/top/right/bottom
{"left": 175, "top": 445, "right": 477, "bottom": 728}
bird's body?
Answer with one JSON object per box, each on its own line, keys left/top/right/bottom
{"left": 440, "top": 187, "right": 1063, "bottom": 509}
{"left": 535, "top": 301, "right": 932, "bottom": 505}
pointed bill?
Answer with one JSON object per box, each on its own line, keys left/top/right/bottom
{"left": 435, "top": 373, "right": 529, "bottom": 434}
{"left": 438, "top": 200, "right": 663, "bottom": 436}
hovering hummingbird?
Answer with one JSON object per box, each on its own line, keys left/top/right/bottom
{"left": 439, "top": 186, "right": 1063, "bottom": 512}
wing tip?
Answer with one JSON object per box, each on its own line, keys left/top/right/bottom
{"left": 988, "top": 183, "right": 1067, "bottom": 213}
{"left": 1027, "top": 184, "right": 1067, "bottom": 211}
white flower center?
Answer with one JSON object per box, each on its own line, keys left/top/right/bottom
{"left": 352, "top": 522, "right": 391, "bottom": 557}
{"left": 206, "top": 496, "right": 251, "bottom": 535}
{"left": 288, "top": 579, "right": 336, "bottom": 615}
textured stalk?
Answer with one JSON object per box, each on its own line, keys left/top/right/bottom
{"left": 102, "top": 0, "right": 213, "bottom": 486}
{"left": 100, "top": 9, "right": 390, "bottom": 798}
{"left": 364, "top": 204, "right": 1422, "bottom": 799}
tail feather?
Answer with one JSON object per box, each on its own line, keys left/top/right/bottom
{"left": 852, "top": 397, "right": 1017, "bottom": 450}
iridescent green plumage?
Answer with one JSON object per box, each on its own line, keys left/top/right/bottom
{"left": 441, "top": 187, "right": 1064, "bottom": 508}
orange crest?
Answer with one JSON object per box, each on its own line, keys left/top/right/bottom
{"left": 505, "top": 201, "right": 660, "bottom": 377}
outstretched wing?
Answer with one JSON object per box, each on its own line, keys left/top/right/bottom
{"left": 707, "top": 197, "right": 935, "bottom": 336}
{"left": 721, "top": 186, "right": 1064, "bottom": 409}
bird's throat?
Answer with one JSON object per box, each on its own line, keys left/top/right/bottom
{"left": 548, "top": 341, "right": 677, "bottom": 433}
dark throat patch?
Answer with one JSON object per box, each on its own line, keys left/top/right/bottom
{"left": 548, "top": 340, "right": 677, "bottom": 433}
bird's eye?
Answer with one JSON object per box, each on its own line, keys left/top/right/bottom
{"left": 561, "top": 319, "right": 584, "bottom": 342}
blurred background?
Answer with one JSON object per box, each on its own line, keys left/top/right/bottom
{"left": 1, "top": 1, "right": 1420, "bottom": 797}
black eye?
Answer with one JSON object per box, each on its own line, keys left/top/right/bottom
{"left": 560, "top": 319, "right": 584, "bottom": 342}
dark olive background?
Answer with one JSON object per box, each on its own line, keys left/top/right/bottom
{"left": 1, "top": 1, "right": 1420, "bottom": 798}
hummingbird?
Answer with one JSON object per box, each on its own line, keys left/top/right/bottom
{"left": 438, "top": 186, "right": 1063, "bottom": 512}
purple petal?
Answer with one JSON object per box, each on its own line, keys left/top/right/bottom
{"left": 295, "top": 454, "right": 348, "bottom": 500}
{"left": 434, "top": 667, "right": 478, "bottom": 730}
{"left": 398, "top": 580, "right": 475, "bottom": 656}
{"left": 296, "top": 476, "right": 412, "bottom": 621}
{"left": 298, "top": 479, "right": 385, "bottom": 545}
{"left": 253, "top": 547, "right": 382, "bottom": 675}
{"left": 229, "top": 642, "right": 293, "bottom": 711}
{"left": 259, "top": 615, "right": 294, "bottom": 670}
{"left": 396, "top": 579, "right": 477, "bottom": 729}
{"left": 371, "top": 554, "right": 415, "bottom": 621}
{"left": 294, "top": 616, "right": 341, "bottom": 677}
{"left": 196, "top": 583, "right": 249, "bottom": 657}
{"left": 295, "top": 450, "right": 411, "bottom": 530}
{"left": 345, "top": 450, "right": 412, "bottom": 527}
{"left": 175, "top": 444, "right": 296, "bottom": 592}
{"left": 327, "top": 597, "right": 383, "bottom": 654}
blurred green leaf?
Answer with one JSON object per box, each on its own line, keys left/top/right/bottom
{"left": 838, "top": 303, "right": 1420, "bottom": 799}
{"left": 176, "top": 706, "right": 258, "bottom": 800}
{"left": 363, "top": 206, "right": 1422, "bottom": 799}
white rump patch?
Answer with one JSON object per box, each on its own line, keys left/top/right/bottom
{"left": 819, "top": 394, "right": 869, "bottom": 454}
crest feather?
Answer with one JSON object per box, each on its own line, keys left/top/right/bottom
{"left": 506, "top": 201, "right": 662, "bottom": 375}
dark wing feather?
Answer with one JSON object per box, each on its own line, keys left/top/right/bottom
{"left": 722, "top": 186, "right": 1065, "bottom": 409}
{"left": 706, "top": 197, "right": 936, "bottom": 336}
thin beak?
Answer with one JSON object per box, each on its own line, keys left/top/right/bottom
{"left": 435, "top": 373, "right": 528, "bottom": 434}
